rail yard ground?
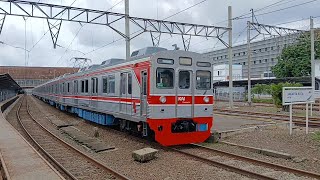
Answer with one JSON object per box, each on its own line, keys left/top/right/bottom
{"left": 2, "top": 96, "right": 320, "bottom": 180}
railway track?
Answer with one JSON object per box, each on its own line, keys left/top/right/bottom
{"left": 214, "top": 108, "right": 320, "bottom": 127}
{"left": 16, "top": 96, "right": 129, "bottom": 180}
{"left": 171, "top": 144, "right": 320, "bottom": 180}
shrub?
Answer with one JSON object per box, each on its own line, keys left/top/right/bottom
{"left": 270, "top": 82, "right": 303, "bottom": 107}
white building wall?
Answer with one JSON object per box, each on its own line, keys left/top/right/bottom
{"left": 213, "top": 64, "right": 243, "bottom": 81}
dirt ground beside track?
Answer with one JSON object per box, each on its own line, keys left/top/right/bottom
{"left": 208, "top": 125, "right": 320, "bottom": 174}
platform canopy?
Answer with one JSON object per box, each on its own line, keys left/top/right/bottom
{"left": 0, "top": 73, "right": 21, "bottom": 91}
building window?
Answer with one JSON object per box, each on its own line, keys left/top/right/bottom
{"left": 271, "top": 46, "right": 274, "bottom": 50}
{"left": 243, "top": 62, "right": 246, "bottom": 65}
{"left": 243, "top": 52, "right": 246, "bottom": 55}
{"left": 225, "top": 55, "right": 227, "bottom": 58}
{"left": 254, "top": 61, "right": 256, "bottom": 64}
{"left": 259, "top": 60, "right": 262, "bottom": 64}
{"left": 271, "top": 58, "right": 274, "bottom": 62}
{"left": 265, "top": 59, "right": 268, "bottom": 63}
{"left": 265, "top": 48, "right": 268, "bottom": 51}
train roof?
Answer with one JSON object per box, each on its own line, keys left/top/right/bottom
{"left": 35, "top": 47, "right": 205, "bottom": 88}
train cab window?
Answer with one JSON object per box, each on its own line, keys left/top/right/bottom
{"left": 102, "top": 77, "right": 108, "bottom": 93}
{"left": 156, "top": 68, "right": 174, "bottom": 89}
{"left": 108, "top": 75, "right": 115, "bottom": 94}
{"left": 179, "top": 71, "right": 190, "bottom": 89}
{"left": 197, "top": 62, "right": 211, "bottom": 67}
{"left": 157, "top": 58, "right": 174, "bottom": 65}
{"left": 196, "top": 71, "right": 211, "bottom": 90}
{"left": 179, "top": 57, "right": 192, "bottom": 66}
{"left": 128, "top": 73, "right": 132, "bottom": 94}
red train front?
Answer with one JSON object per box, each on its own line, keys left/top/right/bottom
{"left": 146, "top": 50, "right": 213, "bottom": 146}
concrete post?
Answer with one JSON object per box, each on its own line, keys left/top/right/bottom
{"left": 228, "top": 6, "right": 233, "bottom": 108}
{"left": 125, "top": 0, "right": 130, "bottom": 60}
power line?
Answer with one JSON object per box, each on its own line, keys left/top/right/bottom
{"left": 83, "top": 0, "right": 210, "bottom": 56}
{"left": 28, "top": 0, "right": 78, "bottom": 53}
{"left": 236, "top": 0, "right": 319, "bottom": 20}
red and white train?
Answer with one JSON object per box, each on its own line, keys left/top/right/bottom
{"left": 33, "top": 47, "right": 214, "bottom": 146}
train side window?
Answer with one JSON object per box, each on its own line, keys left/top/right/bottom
{"left": 62, "top": 83, "right": 65, "bottom": 93}
{"left": 156, "top": 68, "right": 174, "bottom": 89}
{"left": 196, "top": 71, "right": 211, "bottom": 90}
{"left": 81, "top": 81, "right": 85, "bottom": 93}
{"left": 67, "top": 83, "right": 70, "bottom": 93}
{"left": 102, "top": 77, "right": 108, "bottom": 93}
{"left": 120, "top": 73, "right": 127, "bottom": 94}
{"left": 108, "top": 75, "right": 115, "bottom": 94}
{"left": 91, "top": 77, "right": 98, "bottom": 94}
{"left": 74, "top": 81, "right": 78, "bottom": 94}
{"left": 85, "top": 80, "right": 89, "bottom": 93}
{"left": 179, "top": 71, "right": 190, "bottom": 89}
{"left": 128, "top": 73, "right": 132, "bottom": 94}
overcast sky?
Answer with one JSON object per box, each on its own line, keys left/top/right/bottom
{"left": 0, "top": 0, "right": 319, "bottom": 67}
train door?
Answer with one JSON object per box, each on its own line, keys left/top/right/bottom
{"left": 176, "top": 70, "right": 193, "bottom": 118}
{"left": 140, "top": 71, "right": 148, "bottom": 117}
{"left": 120, "top": 73, "right": 128, "bottom": 113}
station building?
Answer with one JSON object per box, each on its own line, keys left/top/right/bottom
{"left": 203, "top": 34, "right": 299, "bottom": 79}
{"left": 0, "top": 66, "right": 79, "bottom": 90}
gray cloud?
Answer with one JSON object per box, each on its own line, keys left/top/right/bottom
{"left": 1, "top": 0, "right": 320, "bottom": 67}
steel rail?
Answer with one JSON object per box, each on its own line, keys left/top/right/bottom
{"left": 17, "top": 96, "right": 130, "bottom": 180}
{"left": 214, "top": 108, "right": 320, "bottom": 126}
{"left": 170, "top": 146, "right": 276, "bottom": 180}
{"left": 16, "top": 97, "right": 77, "bottom": 180}
{"left": 191, "top": 144, "right": 320, "bottom": 179}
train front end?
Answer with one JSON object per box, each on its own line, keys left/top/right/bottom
{"left": 147, "top": 50, "right": 213, "bottom": 146}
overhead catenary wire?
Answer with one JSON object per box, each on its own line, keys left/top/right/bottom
{"left": 82, "top": 0, "right": 211, "bottom": 57}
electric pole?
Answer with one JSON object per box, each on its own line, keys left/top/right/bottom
{"left": 125, "top": 0, "right": 130, "bottom": 60}
{"left": 228, "top": 6, "right": 233, "bottom": 108}
{"left": 311, "top": 17, "right": 315, "bottom": 94}
{"left": 247, "top": 9, "right": 254, "bottom": 106}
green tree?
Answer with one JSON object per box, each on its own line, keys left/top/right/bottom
{"left": 270, "top": 82, "right": 302, "bottom": 108}
{"left": 272, "top": 33, "right": 320, "bottom": 78}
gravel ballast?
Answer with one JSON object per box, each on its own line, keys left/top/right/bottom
{"left": 28, "top": 96, "right": 249, "bottom": 180}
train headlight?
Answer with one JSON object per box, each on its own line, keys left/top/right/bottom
{"left": 160, "top": 96, "right": 166, "bottom": 103}
{"left": 203, "top": 96, "right": 210, "bottom": 103}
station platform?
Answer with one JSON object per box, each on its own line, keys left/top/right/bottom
{"left": 0, "top": 96, "right": 64, "bottom": 180}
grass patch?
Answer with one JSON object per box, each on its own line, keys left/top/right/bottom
{"left": 312, "top": 131, "right": 320, "bottom": 142}
{"left": 252, "top": 98, "right": 273, "bottom": 104}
